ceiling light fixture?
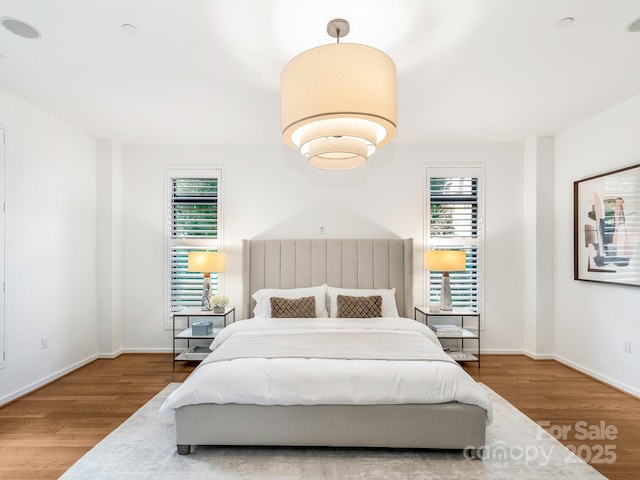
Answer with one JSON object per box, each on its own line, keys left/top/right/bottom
{"left": 280, "top": 18, "right": 397, "bottom": 170}
{"left": 1, "top": 17, "right": 40, "bottom": 39}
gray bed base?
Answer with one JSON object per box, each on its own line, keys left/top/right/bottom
{"left": 175, "top": 402, "right": 486, "bottom": 457}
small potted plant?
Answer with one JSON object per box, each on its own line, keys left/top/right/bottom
{"left": 210, "top": 294, "right": 229, "bottom": 313}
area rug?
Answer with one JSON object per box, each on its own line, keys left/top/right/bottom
{"left": 60, "top": 383, "right": 606, "bottom": 480}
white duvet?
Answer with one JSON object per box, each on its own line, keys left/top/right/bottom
{"left": 159, "top": 317, "right": 492, "bottom": 422}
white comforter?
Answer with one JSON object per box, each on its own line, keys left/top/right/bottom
{"left": 159, "top": 317, "right": 492, "bottom": 422}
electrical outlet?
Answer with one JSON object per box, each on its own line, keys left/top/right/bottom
{"left": 41, "top": 336, "right": 48, "bottom": 349}
{"left": 320, "top": 226, "right": 326, "bottom": 235}
{"left": 622, "top": 339, "right": 631, "bottom": 354}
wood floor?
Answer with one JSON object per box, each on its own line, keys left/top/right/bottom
{"left": 0, "top": 355, "right": 194, "bottom": 479}
{"left": 463, "top": 356, "right": 640, "bottom": 480}
{"left": 0, "top": 354, "right": 637, "bottom": 480}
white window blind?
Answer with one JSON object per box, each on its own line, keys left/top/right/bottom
{"left": 166, "top": 172, "right": 222, "bottom": 317}
{"left": 426, "top": 168, "right": 483, "bottom": 312}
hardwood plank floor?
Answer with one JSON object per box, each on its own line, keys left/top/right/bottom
{"left": 0, "top": 354, "right": 637, "bottom": 479}
{"left": 0, "top": 354, "right": 194, "bottom": 480}
{"left": 463, "top": 355, "right": 640, "bottom": 480}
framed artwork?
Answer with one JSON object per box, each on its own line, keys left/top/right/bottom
{"left": 574, "top": 163, "right": 640, "bottom": 286}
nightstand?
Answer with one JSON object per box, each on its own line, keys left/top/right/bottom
{"left": 172, "top": 307, "right": 235, "bottom": 365}
{"left": 414, "top": 306, "right": 480, "bottom": 367}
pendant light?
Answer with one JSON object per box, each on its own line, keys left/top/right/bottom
{"left": 281, "top": 19, "right": 397, "bottom": 170}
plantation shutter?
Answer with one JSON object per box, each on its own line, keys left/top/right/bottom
{"left": 426, "top": 169, "right": 482, "bottom": 311}
{"left": 169, "top": 176, "right": 220, "bottom": 313}
{"left": 171, "top": 178, "right": 218, "bottom": 238}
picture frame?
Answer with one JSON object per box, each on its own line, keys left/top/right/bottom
{"left": 574, "top": 163, "right": 640, "bottom": 287}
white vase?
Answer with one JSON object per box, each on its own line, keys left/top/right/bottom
{"left": 213, "top": 306, "right": 225, "bottom": 314}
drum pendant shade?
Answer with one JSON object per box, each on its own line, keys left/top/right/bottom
{"left": 281, "top": 31, "right": 397, "bottom": 170}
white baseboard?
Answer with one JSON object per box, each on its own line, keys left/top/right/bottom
{"left": 554, "top": 354, "right": 640, "bottom": 399}
{"left": 482, "top": 350, "right": 638, "bottom": 398}
{"left": 3, "top": 349, "right": 637, "bottom": 407}
{"left": 121, "top": 348, "right": 173, "bottom": 354}
{"left": 522, "top": 351, "right": 555, "bottom": 360}
{"left": 0, "top": 354, "right": 98, "bottom": 407}
{"left": 479, "top": 348, "right": 528, "bottom": 355}
{"left": 482, "top": 348, "right": 553, "bottom": 359}
{"left": 482, "top": 349, "right": 640, "bottom": 399}
{"left": 97, "top": 349, "right": 124, "bottom": 359}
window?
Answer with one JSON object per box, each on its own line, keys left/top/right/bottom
{"left": 426, "top": 167, "right": 483, "bottom": 313}
{"left": 165, "top": 169, "right": 222, "bottom": 324}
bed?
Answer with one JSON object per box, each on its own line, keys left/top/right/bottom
{"left": 160, "top": 238, "right": 491, "bottom": 457}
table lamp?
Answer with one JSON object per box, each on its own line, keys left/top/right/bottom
{"left": 424, "top": 250, "right": 466, "bottom": 311}
{"left": 187, "top": 251, "right": 226, "bottom": 310}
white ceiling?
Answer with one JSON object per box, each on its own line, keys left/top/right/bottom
{"left": 1, "top": 0, "right": 639, "bottom": 145}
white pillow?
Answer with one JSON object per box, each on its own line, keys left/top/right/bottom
{"left": 252, "top": 284, "right": 328, "bottom": 318}
{"left": 327, "top": 286, "right": 399, "bottom": 318}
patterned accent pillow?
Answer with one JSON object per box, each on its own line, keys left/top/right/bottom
{"left": 270, "top": 296, "right": 316, "bottom": 318}
{"left": 327, "top": 286, "right": 398, "bottom": 318}
{"left": 336, "top": 295, "right": 382, "bottom": 318}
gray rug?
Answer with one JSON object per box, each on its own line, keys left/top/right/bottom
{"left": 60, "top": 383, "right": 606, "bottom": 480}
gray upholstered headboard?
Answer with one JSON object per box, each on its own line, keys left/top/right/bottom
{"left": 242, "top": 238, "right": 413, "bottom": 319}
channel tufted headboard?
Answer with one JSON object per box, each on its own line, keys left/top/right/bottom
{"left": 242, "top": 238, "right": 413, "bottom": 319}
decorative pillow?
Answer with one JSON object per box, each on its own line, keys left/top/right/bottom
{"left": 270, "top": 296, "right": 316, "bottom": 318}
{"left": 252, "top": 284, "right": 328, "bottom": 318}
{"left": 337, "top": 295, "right": 382, "bottom": 318}
{"left": 327, "top": 286, "right": 399, "bottom": 318}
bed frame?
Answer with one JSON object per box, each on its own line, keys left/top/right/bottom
{"left": 174, "top": 238, "right": 486, "bottom": 457}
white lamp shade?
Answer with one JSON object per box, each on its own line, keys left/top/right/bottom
{"left": 187, "top": 251, "right": 226, "bottom": 273}
{"left": 281, "top": 43, "right": 397, "bottom": 170}
{"left": 424, "top": 250, "right": 466, "bottom": 272}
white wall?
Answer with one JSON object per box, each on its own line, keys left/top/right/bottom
{"left": 97, "top": 140, "right": 123, "bottom": 357}
{"left": 0, "top": 88, "right": 98, "bottom": 405}
{"left": 555, "top": 93, "right": 640, "bottom": 397}
{"left": 121, "top": 142, "right": 525, "bottom": 353}
{"left": 523, "top": 137, "right": 555, "bottom": 358}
